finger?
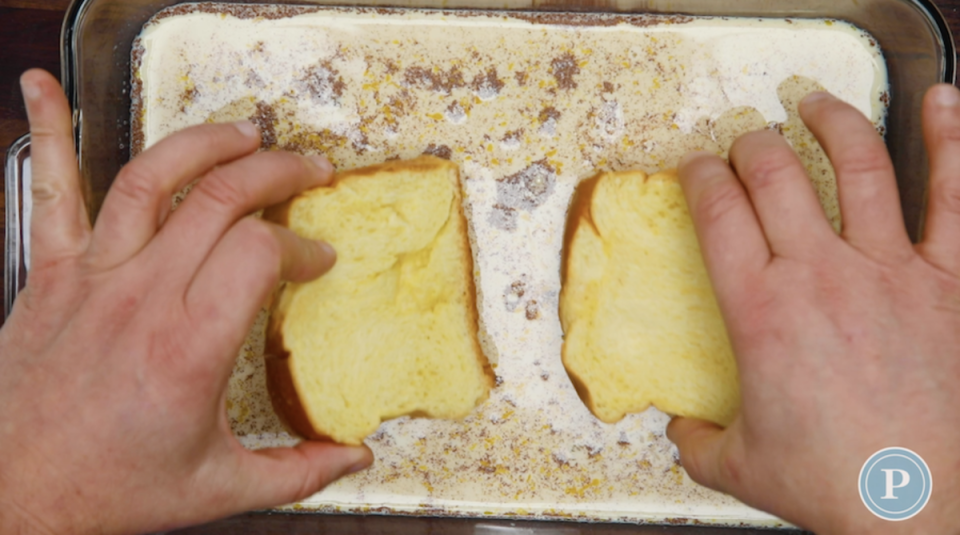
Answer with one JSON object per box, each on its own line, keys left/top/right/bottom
{"left": 799, "top": 92, "right": 910, "bottom": 257}
{"left": 157, "top": 151, "right": 334, "bottom": 275}
{"left": 88, "top": 121, "right": 262, "bottom": 270}
{"left": 666, "top": 417, "right": 738, "bottom": 495}
{"left": 919, "top": 84, "right": 960, "bottom": 274}
{"left": 678, "top": 152, "right": 770, "bottom": 303}
{"left": 235, "top": 442, "right": 372, "bottom": 510}
{"left": 729, "top": 131, "right": 836, "bottom": 256}
{"left": 184, "top": 218, "right": 335, "bottom": 353}
{"left": 20, "top": 69, "right": 91, "bottom": 269}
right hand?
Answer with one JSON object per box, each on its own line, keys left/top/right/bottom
{"left": 668, "top": 86, "right": 960, "bottom": 533}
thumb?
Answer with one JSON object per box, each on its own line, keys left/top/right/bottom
{"left": 21, "top": 69, "right": 91, "bottom": 271}
{"left": 666, "top": 417, "right": 743, "bottom": 496}
{"left": 236, "top": 441, "right": 373, "bottom": 510}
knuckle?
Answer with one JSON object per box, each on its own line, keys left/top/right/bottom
{"left": 936, "top": 121, "right": 960, "bottom": 144}
{"left": 695, "top": 180, "right": 746, "bottom": 227}
{"left": 29, "top": 178, "right": 63, "bottom": 204}
{"left": 268, "top": 151, "right": 315, "bottom": 179}
{"left": 742, "top": 148, "right": 800, "bottom": 192}
{"left": 23, "top": 256, "right": 79, "bottom": 301}
{"left": 932, "top": 179, "right": 960, "bottom": 216}
{"left": 832, "top": 145, "right": 891, "bottom": 179}
{"left": 196, "top": 167, "right": 250, "bottom": 212}
{"left": 28, "top": 124, "right": 61, "bottom": 142}
{"left": 295, "top": 461, "right": 321, "bottom": 501}
{"left": 112, "top": 164, "right": 160, "bottom": 208}
{"left": 718, "top": 452, "right": 743, "bottom": 488}
{"left": 238, "top": 219, "right": 283, "bottom": 276}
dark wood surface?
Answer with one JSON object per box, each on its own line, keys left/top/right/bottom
{"left": 0, "top": 2, "right": 957, "bottom": 533}
{"left": 165, "top": 513, "right": 796, "bottom": 534}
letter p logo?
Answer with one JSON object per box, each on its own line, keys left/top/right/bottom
{"left": 880, "top": 469, "right": 910, "bottom": 499}
{"left": 859, "top": 448, "right": 932, "bottom": 521}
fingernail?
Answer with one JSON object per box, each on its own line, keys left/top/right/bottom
{"left": 346, "top": 460, "right": 372, "bottom": 475}
{"left": 679, "top": 151, "right": 712, "bottom": 170}
{"left": 343, "top": 448, "right": 373, "bottom": 475}
{"left": 933, "top": 85, "right": 960, "bottom": 108}
{"left": 801, "top": 91, "right": 831, "bottom": 106}
{"left": 233, "top": 120, "right": 259, "bottom": 138}
{"left": 318, "top": 241, "right": 336, "bottom": 260}
{"left": 308, "top": 155, "right": 334, "bottom": 174}
{"left": 20, "top": 77, "right": 41, "bottom": 102}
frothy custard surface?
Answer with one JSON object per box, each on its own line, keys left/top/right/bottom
{"left": 134, "top": 4, "right": 887, "bottom": 526}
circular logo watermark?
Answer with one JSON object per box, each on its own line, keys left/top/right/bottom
{"left": 859, "top": 447, "right": 932, "bottom": 521}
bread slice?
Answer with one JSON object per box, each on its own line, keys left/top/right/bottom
{"left": 263, "top": 156, "right": 494, "bottom": 445}
{"left": 559, "top": 170, "right": 740, "bottom": 426}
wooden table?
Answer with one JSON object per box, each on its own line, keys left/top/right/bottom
{"left": 1, "top": 1, "right": 958, "bottom": 532}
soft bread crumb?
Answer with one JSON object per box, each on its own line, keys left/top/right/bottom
{"left": 560, "top": 170, "right": 740, "bottom": 426}
{"left": 265, "top": 156, "right": 493, "bottom": 445}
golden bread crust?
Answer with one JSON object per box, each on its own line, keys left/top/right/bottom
{"left": 560, "top": 170, "right": 681, "bottom": 418}
{"left": 559, "top": 168, "right": 738, "bottom": 425}
{"left": 263, "top": 156, "right": 491, "bottom": 442}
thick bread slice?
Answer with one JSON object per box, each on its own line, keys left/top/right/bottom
{"left": 559, "top": 170, "right": 739, "bottom": 426}
{"left": 264, "top": 156, "right": 493, "bottom": 445}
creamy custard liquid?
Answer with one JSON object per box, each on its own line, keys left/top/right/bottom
{"left": 134, "top": 5, "right": 887, "bottom": 526}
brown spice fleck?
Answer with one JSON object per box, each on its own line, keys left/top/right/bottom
{"left": 514, "top": 70, "right": 528, "bottom": 86}
{"left": 351, "top": 131, "right": 370, "bottom": 153}
{"left": 403, "top": 65, "right": 466, "bottom": 94}
{"left": 423, "top": 143, "right": 452, "bottom": 160}
{"left": 496, "top": 159, "right": 555, "bottom": 211}
{"left": 299, "top": 61, "right": 345, "bottom": 106}
{"left": 179, "top": 85, "right": 197, "bottom": 113}
{"left": 550, "top": 52, "right": 580, "bottom": 90}
{"left": 244, "top": 71, "right": 266, "bottom": 89}
{"left": 489, "top": 204, "right": 518, "bottom": 232}
{"left": 538, "top": 106, "right": 561, "bottom": 124}
{"left": 525, "top": 300, "right": 540, "bottom": 320}
{"left": 277, "top": 127, "right": 349, "bottom": 157}
{"left": 502, "top": 129, "right": 523, "bottom": 144}
{"left": 471, "top": 67, "right": 504, "bottom": 97}
{"left": 251, "top": 101, "right": 278, "bottom": 148}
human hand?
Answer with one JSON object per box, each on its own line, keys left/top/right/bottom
{"left": 0, "top": 69, "right": 372, "bottom": 535}
{"left": 668, "top": 86, "right": 960, "bottom": 533}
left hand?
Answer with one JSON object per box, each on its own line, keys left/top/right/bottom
{"left": 0, "top": 69, "right": 372, "bottom": 535}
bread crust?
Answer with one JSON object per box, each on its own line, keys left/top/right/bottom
{"left": 559, "top": 169, "right": 678, "bottom": 423}
{"left": 262, "top": 156, "right": 493, "bottom": 441}
{"left": 264, "top": 332, "right": 334, "bottom": 441}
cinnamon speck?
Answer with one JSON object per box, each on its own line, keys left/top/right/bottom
{"left": 550, "top": 52, "right": 580, "bottom": 90}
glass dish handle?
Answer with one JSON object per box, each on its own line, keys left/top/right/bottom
{"left": 4, "top": 134, "right": 31, "bottom": 319}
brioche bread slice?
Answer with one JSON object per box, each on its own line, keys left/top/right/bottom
{"left": 559, "top": 170, "right": 740, "bottom": 426}
{"left": 264, "top": 156, "right": 493, "bottom": 445}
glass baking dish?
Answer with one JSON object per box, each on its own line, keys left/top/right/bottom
{"left": 3, "top": 0, "right": 954, "bottom": 318}
{"left": 2, "top": 0, "right": 955, "bottom": 531}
